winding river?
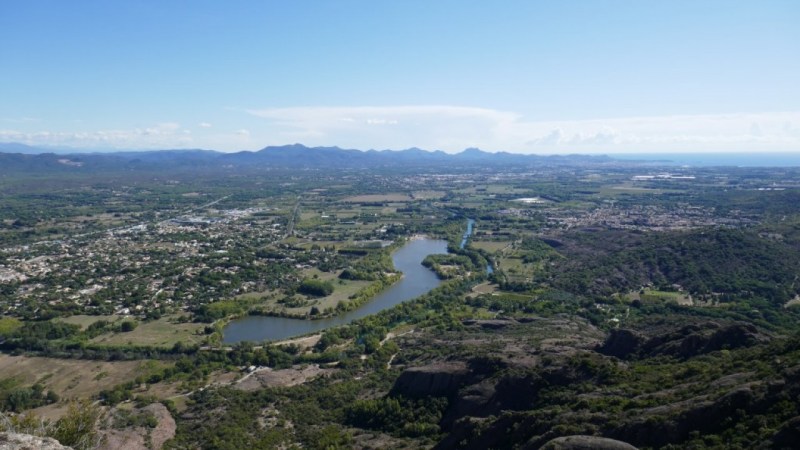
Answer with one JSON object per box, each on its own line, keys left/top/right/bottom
{"left": 222, "top": 238, "right": 449, "bottom": 343}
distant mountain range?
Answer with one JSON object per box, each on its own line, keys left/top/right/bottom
{"left": 0, "top": 142, "right": 620, "bottom": 173}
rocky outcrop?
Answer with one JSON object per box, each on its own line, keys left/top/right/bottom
{"left": 440, "top": 380, "right": 496, "bottom": 429}
{"left": 597, "top": 329, "right": 645, "bottom": 359}
{"left": 598, "top": 322, "right": 767, "bottom": 360}
{"left": 539, "top": 435, "right": 638, "bottom": 450}
{"left": 462, "top": 319, "right": 515, "bottom": 330}
{"left": 390, "top": 362, "right": 470, "bottom": 398}
{"left": 0, "top": 433, "right": 71, "bottom": 450}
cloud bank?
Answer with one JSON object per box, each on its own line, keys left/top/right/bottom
{"left": 247, "top": 106, "right": 800, "bottom": 153}
{"left": 2, "top": 107, "right": 799, "bottom": 153}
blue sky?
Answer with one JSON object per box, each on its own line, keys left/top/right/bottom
{"left": 1, "top": 1, "right": 799, "bottom": 153}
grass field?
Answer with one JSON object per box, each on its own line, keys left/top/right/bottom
{"left": 0, "top": 355, "right": 170, "bottom": 419}
{"left": 342, "top": 194, "right": 412, "bottom": 202}
{"left": 625, "top": 289, "right": 693, "bottom": 305}
{"left": 498, "top": 257, "right": 534, "bottom": 283}
{"left": 58, "top": 314, "right": 122, "bottom": 329}
{"left": 411, "top": 190, "right": 446, "bottom": 200}
{"left": 257, "top": 277, "right": 373, "bottom": 316}
{"left": 234, "top": 289, "right": 279, "bottom": 302}
{"left": 471, "top": 240, "right": 511, "bottom": 253}
{"left": 597, "top": 184, "right": 685, "bottom": 196}
{"left": 90, "top": 316, "right": 206, "bottom": 348}
{"left": 299, "top": 211, "right": 318, "bottom": 220}
{"left": 483, "top": 185, "right": 529, "bottom": 194}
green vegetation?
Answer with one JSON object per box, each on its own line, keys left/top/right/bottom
{"left": 0, "top": 378, "right": 57, "bottom": 412}
{"left": 346, "top": 396, "right": 448, "bottom": 437}
{"left": 298, "top": 278, "right": 335, "bottom": 297}
{"left": 0, "top": 400, "right": 101, "bottom": 449}
{"left": 2, "top": 161, "right": 800, "bottom": 448}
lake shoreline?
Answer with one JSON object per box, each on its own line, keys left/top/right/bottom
{"left": 222, "top": 237, "right": 449, "bottom": 343}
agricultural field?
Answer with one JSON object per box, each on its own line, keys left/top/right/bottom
{"left": 342, "top": 194, "right": 412, "bottom": 202}
{"left": 89, "top": 316, "right": 206, "bottom": 348}
{"left": 469, "top": 240, "right": 511, "bottom": 253}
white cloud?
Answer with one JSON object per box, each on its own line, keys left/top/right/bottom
{"left": 141, "top": 122, "right": 180, "bottom": 136}
{"left": 3, "top": 108, "right": 800, "bottom": 153}
{"left": 247, "top": 105, "right": 519, "bottom": 151}
{"left": 0, "top": 122, "right": 192, "bottom": 149}
{"left": 246, "top": 106, "right": 800, "bottom": 153}
{"left": 199, "top": 122, "right": 212, "bottom": 128}
{"left": 366, "top": 118, "right": 399, "bottom": 125}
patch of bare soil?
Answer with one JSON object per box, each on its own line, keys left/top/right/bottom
{"left": 235, "top": 364, "right": 336, "bottom": 391}
{"left": 98, "top": 403, "right": 176, "bottom": 450}
{"left": 274, "top": 333, "right": 322, "bottom": 352}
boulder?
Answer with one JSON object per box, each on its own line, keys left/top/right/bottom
{"left": 539, "top": 435, "right": 638, "bottom": 450}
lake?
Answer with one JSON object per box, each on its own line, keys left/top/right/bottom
{"left": 222, "top": 237, "right": 449, "bottom": 344}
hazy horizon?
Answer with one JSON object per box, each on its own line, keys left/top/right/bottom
{"left": 7, "top": 141, "right": 800, "bottom": 168}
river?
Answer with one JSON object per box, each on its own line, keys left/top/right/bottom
{"left": 222, "top": 238, "right": 449, "bottom": 344}
{"left": 460, "top": 218, "right": 493, "bottom": 274}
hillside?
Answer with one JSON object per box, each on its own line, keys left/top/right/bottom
{"left": 547, "top": 228, "right": 800, "bottom": 305}
{"left": 0, "top": 143, "right": 619, "bottom": 173}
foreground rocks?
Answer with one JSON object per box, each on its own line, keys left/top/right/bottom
{"left": 0, "top": 433, "right": 70, "bottom": 450}
{"left": 381, "top": 317, "right": 795, "bottom": 449}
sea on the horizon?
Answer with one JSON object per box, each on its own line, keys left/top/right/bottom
{"left": 611, "top": 152, "right": 800, "bottom": 168}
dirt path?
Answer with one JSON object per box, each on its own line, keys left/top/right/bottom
{"left": 387, "top": 353, "right": 397, "bottom": 370}
{"left": 380, "top": 329, "right": 414, "bottom": 346}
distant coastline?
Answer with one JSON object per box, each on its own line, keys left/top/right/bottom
{"left": 611, "top": 152, "right": 800, "bottom": 167}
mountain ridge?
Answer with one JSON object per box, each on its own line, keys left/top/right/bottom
{"left": 0, "top": 142, "right": 618, "bottom": 173}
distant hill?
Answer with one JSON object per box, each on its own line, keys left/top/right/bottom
{"left": 0, "top": 142, "right": 618, "bottom": 173}
{"left": 219, "top": 144, "right": 617, "bottom": 169}
{"left": 0, "top": 142, "right": 66, "bottom": 155}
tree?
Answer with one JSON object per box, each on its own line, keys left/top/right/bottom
{"left": 298, "top": 279, "right": 334, "bottom": 297}
{"left": 52, "top": 400, "right": 101, "bottom": 450}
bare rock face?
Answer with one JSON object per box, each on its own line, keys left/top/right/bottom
{"left": 462, "top": 319, "right": 516, "bottom": 330}
{"left": 598, "top": 322, "right": 766, "bottom": 360}
{"left": 539, "top": 435, "right": 639, "bottom": 450}
{"left": 0, "top": 432, "right": 71, "bottom": 450}
{"left": 390, "top": 362, "right": 470, "bottom": 398}
{"left": 597, "top": 329, "right": 646, "bottom": 359}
